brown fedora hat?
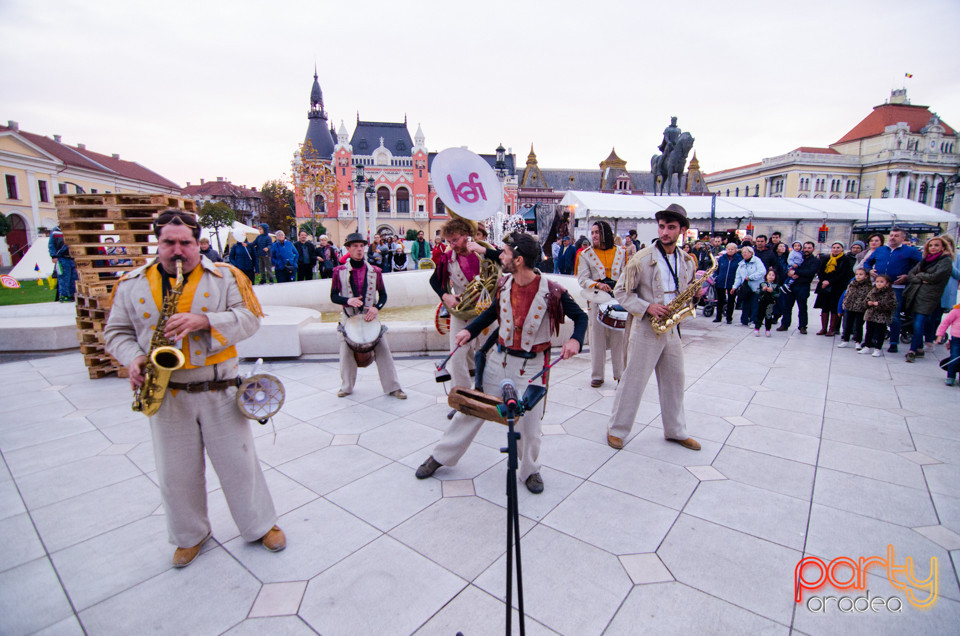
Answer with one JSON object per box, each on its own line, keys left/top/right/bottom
{"left": 655, "top": 203, "right": 690, "bottom": 229}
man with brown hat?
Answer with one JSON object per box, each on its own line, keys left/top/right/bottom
{"left": 607, "top": 203, "right": 701, "bottom": 452}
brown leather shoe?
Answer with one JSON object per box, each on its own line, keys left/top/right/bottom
{"left": 416, "top": 456, "right": 442, "bottom": 479}
{"left": 669, "top": 437, "right": 702, "bottom": 451}
{"left": 172, "top": 533, "right": 211, "bottom": 568}
{"left": 389, "top": 389, "right": 407, "bottom": 400}
{"left": 607, "top": 434, "right": 624, "bottom": 450}
{"left": 261, "top": 526, "right": 286, "bottom": 552}
{"left": 590, "top": 379, "right": 604, "bottom": 388}
{"left": 337, "top": 389, "right": 350, "bottom": 398}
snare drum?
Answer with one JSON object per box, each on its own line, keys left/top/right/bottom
{"left": 596, "top": 301, "right": 628, "bottom": 330}
{"left": 338, "top": 314, "right": 387, "bottom": 367}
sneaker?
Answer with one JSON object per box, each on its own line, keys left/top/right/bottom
{"left": 915, "top": 349, "right": 925, "bottom": 358}
{"left": 837, "top": 341, "right": 849, "bottom": 348}
{"left": 726, "top": 319, "right": 732, "bottom": 324}
{"left": 858, "top": 347, "right": 872, "bottom": 355}
{"left": 905, "top": 351, "right": 916, "bottom": 363}
{"left": 856, "top": 343, "right": 864, "bottom": 351}
{"left": 946, "top": 378, "right": 956, "bottom": 387}
{"left": 765, "top": 330, "right": 771, "bottom": 337}
{"left": 887, "top": 344, "right": 898, "bottom": 353}
{"left": 872, "top": 350, "right": 882, "bottom": 357}
{"left": 798, "top": 327, "right": 807, "bottom": 334}
{"left": 754, "top": 329, "right": 760, "bottom": 337}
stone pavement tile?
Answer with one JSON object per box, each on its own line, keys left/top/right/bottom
{"left": 682, "top": 390, "right": 748, "bottom": 417}
{"left": 562, "top": 409, "right": 642, "bottom": 446}
{"left": 392, "top": 496, "right": 533, "bottom": 581}
{"left": 743, "top": 403, "right": 823, "bottom": 438}
{"left": 275, "top": 444, "right": 389, "bottom": 496}
{"left": 95, "top": 418, "right": 152, "bottom": 445}
{"left": 253, "top": 422, "right": 333, "bottom": 468}
{"left": 99, "top": 442, "right": 136, "bottom": 456}
{"left": 0, "top": 413, "right": 92, "bottom": 451}
{"left": 726, "top": 425, "right": 820, "bottom": 465}
{"left": 544, "top": 383, "right": 603, "bottom": 410}
{"left": 814, "top": 468, "right": 937, "bottom": 528}
{"left": 907, "top": 415, "right": 960, "bottom": 442}
{"left": 913, "top": 525, "right": 960, "bottom": 551}
{"left": 590, "top": 450, "right": 699, "bottom": 510}
{"left": 899, "top": 450, "right": 940, "bottom": 465}
{"left": 932, "top": 493, "right": 960, "bottom": 535}
{"left": 85, "top": 403, "right": 151, "bottom": 429}
{"left": 17, "top": 454, "right": 141, "bottom": 510}
{"left": 702, "top": 360, "right": 769, "bottom": 386}
{"left": 299, "top": 535, "right": 466, "bottom": 635}
{"left": 687, "top": 465, "right": 726, "bottom": 481}
{"left": 0, "top": 459, "right": 10, "bottom": 483}
{"left": 0, "top": 512, "right": 45, "bottom": 573}
{"left": 827, "top": 383, "right": 903, "bottom": 410}
{"left": 330, "top": 433, "right": 358, "bottom": 446}
{"left": 273, "top": 378, "right": 329, "bottom": 404}
{"left": 583, "top": 395, "right": 661, "bottom": 423}
{"left": 723, "top": 415, "right": 755, "bottom": 427}
{"left": 821, "top": 417, "right": 915, "bottom": 453}
{"left": 2, "top": 385, "right": 75, "bottom": 413}
{"left": 541, "top": 481, "right": 678, "bottom": 554}
{"left": 60, "top": 378, "right": 130, "bottom": 410}
{"left": 124, "top": 440, "right": 155, "bottom": 474}
{"left": 79, "top": 547, "right": 260, "bottom": 633}
{"left": 31, "top": 475, "right": 159, "bottom": 553}
{"left": 685, "top": 480, "right": 809, "bottom": 550}
{"left": 248, "top": 580, "right": 307, "bottom": 618}
{"left": 819, "top": 440, "right": 927, "bottom": 489}
{"left": 619, "top": 552, "right": 674, "bottom": 584}
{"left": 0, "top": 557, "right": 74, "bottom": 635}
{"left": 281, "top": 391, "right": 352, "bottom": 422}
{"left": 804, "top": 503, "right": 960, "bottom": 602}
{"left": 34, "top": 615, "right": 84, "bottom": 635}
{"left": 538, "top": 433, "right": 616, "bottom": 479}
{"left": 3, "top": 430, "right": 111, "bottom": 479}
{"left": 358, "top": 418, "right": 442, "bottom": 461}
{"left": 758, "top": 371, "right": 827, "bottom": 400}
{"left": 414, "top": 441, "right": 505, "bottom": 481}
{"left": 327, "top": 463, "right": 441, "bottom": 532}
{"left": 688, "top": 377, "right": 757, "bottom": 403}
{"left": 712, "top": 446, "right": 816, "bottom": 501}
{"left": 413, "top": 584, "right": 555, "bottom": 636}
{"left": 605, "top": 582, "right": 788, "bottom": 635}
{"left": 365, "top": 386, "right": 442, "bottom": 418}
{"left": 224, "top": 498, "right": 380, "bottom": 583}
{"left": 825, "top": 400, "right": 907, "bottom": 427}
{"left": 539, "top": 402, "right": 583, "bottom": 428}
{"left": 922, "top": 462, "right": 960, "bottom": 497}
{"left": 473, "top": 465, "right": 584, "bottom": 522}
{"left": 912, "top": 432, "right": 960, "bottom": 465}
{"left": 663, "top": 409, "right": 733, "bottom": 444}
{"left": 474, "top": 524, "right": 633, "bottom": 636}
{"left": 658, "top": 514, "right": 801, "bottom": 625}
{"left": 442, "top": 479, "right": 474, "bottom": 497}
{"left": 50, "top": 515, "right": 170, "bottom": 611}
{"left": 0, "top": 478, "right": 26, "bottom": 521}
{"left": 752, "top": 388, "right": 825, "bottom": 416}
{"left": 623, "top": 427, "right": 723, "bottom": 467}
{"left": 223, "top": 616, "right": 316, "bottom": 635}
{"left": 896, "top": 384, "right": 957, "bottom": 420}
{"left": 306, "top": 402, "right": 399, "bottom": 435}
{"left": 414, "top": 402, "right": 463, "bottom": 431}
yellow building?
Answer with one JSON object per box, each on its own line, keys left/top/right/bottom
{"left": 705, "top": 89, "right": 958, "bottom": 210}
{"left": 1, "top": 120, "right": 181, "bottom": 266}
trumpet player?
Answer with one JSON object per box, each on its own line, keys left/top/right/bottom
{"left": 577, "top": 220, "right": 628, "bottom": 387}
{"left": 104, "top": 210, "right": 284, "bottom": 568}
{"left": 429, "top": 218, "right": 498, "bottom": 389}
{"left": 607, "top": 204, "right": 702, "bottom": 452}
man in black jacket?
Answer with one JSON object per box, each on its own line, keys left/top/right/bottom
{"left": 777, "top": 241, "right": 820, "bottom": 334}
{"left": 294, "top": 231, "right": 318, "bottom": 281}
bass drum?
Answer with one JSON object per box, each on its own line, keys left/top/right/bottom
{"left": 597, "top": 301, "right": 629, "bottom": 330}
{"left": 435, "top": 302, "right": 451, "bottom": 335}
{"left": 338, "top": 314, "right": 387, "bottom": 368}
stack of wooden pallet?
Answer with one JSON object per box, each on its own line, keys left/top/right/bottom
{"left": 55, "top": 193, "right": 196, "bottom": 378}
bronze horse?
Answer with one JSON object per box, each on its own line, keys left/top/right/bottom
{"left": 651, "top": 132, "right": 695, "bottom": 195}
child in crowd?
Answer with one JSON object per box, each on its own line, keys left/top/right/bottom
{"left": 838, "top": 268, "right": 872, "bottom": 349}
{"left": 783, "top": 241, "right": 804, "bottom": 290}
{"left": 936, "top": 303, "right": 960, "bottom": 386}
{"left": 861, "top": 274, "right": 898, "bottom": 357}
{"left": 754, "top": 268, "right": 780, "bottom": 337}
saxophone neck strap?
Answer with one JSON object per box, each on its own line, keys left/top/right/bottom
{"left": 655, "top": 241, "right": 680, "bottom": 292}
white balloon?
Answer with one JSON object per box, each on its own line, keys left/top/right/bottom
{"left": 431, "top": 147, "right": 502, "bottom": 221}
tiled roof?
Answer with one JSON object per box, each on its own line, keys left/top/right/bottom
{"left": 304, "top": 119, "right": 336, "bottom": 159}
{"left": 182, "top": 180, "right": 262, "bottom": 199}
{"left": 5, "top": 127, "right": 181, "bottom": 190}
{"left": 793, "top": 147, "right": 839, "bottom": 154}
{"left": 351, "top": 121, "right": 414, "bottom": 157}
{"left": 834, "top": 103, "right": 955, "bottom": 144}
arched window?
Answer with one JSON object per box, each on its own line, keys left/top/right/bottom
{"left": 377, "top": 186, "right": 391, "bottom": 213}
{"left": 435, "top": 198, "right": 446, "bottom": 215}
{"left": 396, "top": 187, "right": 409, "bottom": 214}
{"left": 313, "top": 194, "right": 324, "bottom": 213}
{"left": 918, "top": 181, "right": 928, "bottom": 204}
{"left": 735, "top": 187, "right": 739, "bottom": 196}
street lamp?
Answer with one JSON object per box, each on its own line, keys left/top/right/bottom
{"left": 881, "top": 187, "right": 890, "bottom": 199}
{"left": 366, "top": 177, "right": 376, "bottom": 241}
{"left": 495, "top": 143, "right": 506, "bottom": 178}
{"left": 354, "top": 161, "right": 367, "bottom": 236}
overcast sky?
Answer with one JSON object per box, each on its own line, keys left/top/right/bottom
{"left": 2, "top": 0, "right": 958, "bottom": 190}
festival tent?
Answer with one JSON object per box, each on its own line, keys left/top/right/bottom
{"left": 200, "top": 221, "right": 260, "bottom": 253}
{"left": 8, "top": 238, "right": 54, "bottom": 280}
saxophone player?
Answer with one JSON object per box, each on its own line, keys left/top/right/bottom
{"left": 104, "top": 210, "right": 285, "bottom": 568}
{"left": 607, "top": 204, "right": 702, "bottom": 452}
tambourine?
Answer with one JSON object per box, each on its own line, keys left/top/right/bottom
{"left": 236, "top": 373, "right": 285, "bottom": 423}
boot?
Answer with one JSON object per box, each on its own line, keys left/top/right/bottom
{"left": 816, "top": 313, "right": 829, "bottom": 335}
{"left": 826, "top": 313, "right": 840, "bottom": 337}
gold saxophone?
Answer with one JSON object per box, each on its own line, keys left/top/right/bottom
{"left": 132, "top": 259, "right": 187, "bottom": 415}
{"left": 651, "top": 252, "right": 718, "bottom": 335}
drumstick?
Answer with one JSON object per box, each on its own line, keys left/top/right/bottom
{"left": 436, "top": 343, "right": 462, "bottom": 371}
{"left": 527, "top": 357, "right": 564, "bottom": 384}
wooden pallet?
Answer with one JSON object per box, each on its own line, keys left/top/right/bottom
{"left": 55, "top": 193, "right": 196, "bottom": 211}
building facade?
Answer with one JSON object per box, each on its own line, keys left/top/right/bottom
{"left": 0, "top": 121, "right": 181, "bottom": 266}
{"left": 704, "top": 89, "right": 959, "bottom": 211}
{"left": 292, "top": 73, "right": 518, "bottom": 245}
{"left": 182, "top": 177, "right": 265, "bottom": 225}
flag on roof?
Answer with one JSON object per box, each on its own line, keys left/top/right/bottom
{"left": 905, "top": 72, "right": 913, "bottom": 78}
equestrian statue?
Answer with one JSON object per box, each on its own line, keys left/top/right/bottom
{"left": 651, "top": 116, "right": 695, "bottom": 195}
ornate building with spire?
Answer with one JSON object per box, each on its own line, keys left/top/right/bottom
{"left": 292, "top": 73, "right": 518, "bottom": 245}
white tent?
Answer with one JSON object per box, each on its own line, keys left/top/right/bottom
{"left": 9, "top": 238, "right": 54, "bottom": 280}
{"left": 201, "top": 221, "right": 260, "bottom": 254}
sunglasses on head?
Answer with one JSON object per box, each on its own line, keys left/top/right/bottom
{"left": 155, "top": 210, "right": 199, "bottom": 228}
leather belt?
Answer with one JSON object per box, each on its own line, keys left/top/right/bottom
{"left": 500, "top": 346, "right": 537, "bottom": 359}
{"left": 168, "top": 378, "right": 242, "bottom": 393}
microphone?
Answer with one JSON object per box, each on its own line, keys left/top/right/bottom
{"left": 500, "top": 379, "right": 520, "bottom": 415}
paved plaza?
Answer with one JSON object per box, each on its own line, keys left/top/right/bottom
{"left": 1, "top": 318, "right": 959, "bottom": 635}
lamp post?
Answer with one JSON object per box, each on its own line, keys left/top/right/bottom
{"left": 365, "top": 177, "right": 376, "bottom": 242}
{"left": 495, "top": 143, "right": 507, "bottom": 220}
{"left": 881, "top": 187, "right": 890, "bottom": 199}
{"left": 355, "top": 162, "right": 366, "bottom": 237}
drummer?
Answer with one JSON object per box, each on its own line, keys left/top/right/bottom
{"left": 330, "top": 232, "right": 406, "bottom": 399}
{"left": 430, "top": 218, "right": 498, "bottom": 389}
{"left": 415, "top": 232, "right": 587, "bottom": 494}
{"left": 577, "top": 220, "right": 628, "bottom": 387}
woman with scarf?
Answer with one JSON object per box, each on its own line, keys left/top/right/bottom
{"left": 813, "top": 242, "right": 855, "bottom": 336}
{"left": 903, "top": 236, "right": 956, "bottom": 363}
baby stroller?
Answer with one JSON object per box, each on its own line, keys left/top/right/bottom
{"left": 697, "top": 270, "right": 717, "bottom": 317}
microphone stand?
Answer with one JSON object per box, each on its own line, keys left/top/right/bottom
{"left": 500, "top": 397, "right": 526, "bottom": 635}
